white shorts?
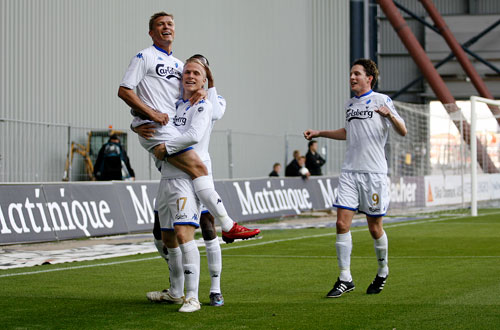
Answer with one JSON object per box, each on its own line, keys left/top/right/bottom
{"left": 156, "top": 178, "right": 201, "bottom": 230}
{"left": 333, "top": 172, "right": 390, "bottom": 217}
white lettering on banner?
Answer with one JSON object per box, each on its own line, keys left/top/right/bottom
{"left": 8, "top": 203, "right": 30, "bottom": 233}
{"left": 125, "top": 185, "right": 153, "bottom": 224}
{"left": 317, "top": 179, "right": 337, "bottom": 208}
{"left": 390, "top": 177, "right": 417, "bottom": 203}
{"left": 24, "top": 197, "right": 42, "bottom": 233}
{"left": 233, "top": 181, "right": 312, "bottom": 216}
{"left": 0, "top": 187, "right": 115, "bottom": 237}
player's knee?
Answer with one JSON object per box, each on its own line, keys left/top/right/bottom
{"left": 191, "top": 161, "right": 208, "bottom": 177}
{"left": 200, "top": 212, "right": 216, "bottom": 240}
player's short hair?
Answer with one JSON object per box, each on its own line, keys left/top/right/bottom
{"left": 273, "top": 162, "right": 281, "bottom": 168}
{"left": 353, "top": 58, "right": 379, "bottom": 88}
{"left": 149, "top": 12, "right": 174, "bottom": 31}
{"left": 293, "top": 150, "right": 300, "bottom": 158}
{"left": 189, "top": 54, "right": 210, "bottom": 67}
{"left": 308, "top": 140, "right": 317, "bottom": 148}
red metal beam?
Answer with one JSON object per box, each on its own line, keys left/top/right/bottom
{"left": 377, "top": 0, "right": 498, "bottom": 173}
{"left": 419, "top": 0, "right": 500, "bottom": 126}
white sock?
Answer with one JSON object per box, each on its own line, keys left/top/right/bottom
{"left": 166, "top": 247, "right": 184, "bottom": 298}
{"left": 205, "top": 238, "right": 222, "bottom": 294}
{"left": 154, "top": 239, "right": 169, "bottom": 263}
{"left": 180, "top": 240, "right": 200, "bottom": 301}
{"left": 374, "top": 231, "right": 389, "bottom": 277}
{"left": 193, "top": 176, "right": 234, "bottom": 232}
{"left": 336, "top": 232, "right": 352, "bottom": 282}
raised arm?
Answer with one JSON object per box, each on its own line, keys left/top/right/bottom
{"left": 375, "top": 105, "right": 407, "bottom": 137}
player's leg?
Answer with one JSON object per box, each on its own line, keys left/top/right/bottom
{"left": 361, "top": 173, "right": 390, "bottom": 294}
{"left": 200, "top": 211, "right": 224, "bottom": 306}
{"left": 167, "top": 150, "right": 260, "bottom": 243}
{"left": 153, "top": 211, "right": 169, "bottom": 263}
{"left": 147, "top": 182, "right": 184, "bottom": 304}
{"left": 327, "top": 172, "right": 358, "bottom": 298}
{"left": 170, "top": 178, "right": 202, "bottom": 313}
{"left": 176, "top": 224, "right": 201, "bottom": 313}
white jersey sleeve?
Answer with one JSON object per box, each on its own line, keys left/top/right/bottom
{"left": 120, "top": 53, "right": 147, "bottom": 90}
{"left": 166, "top": 99, "right": 213, "bottom": 155}
{"left": 208, "top": 87, "right": 226, "bottom": 121}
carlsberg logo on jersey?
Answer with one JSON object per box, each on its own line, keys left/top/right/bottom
{"left": 173, "top": 115, "right": 187, "bottom": 126}
{"left": 346, "top": 107, "right": 373, "bottom": 121}
{"left": 155, "top": 64, "right": 181, "bottom": 80}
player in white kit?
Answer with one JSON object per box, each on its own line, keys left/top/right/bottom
{"left": 153, "top": 58, "right": 215, "bottom": 312}
{"left": 142, "top": 55, "right": 226, "bottom": 307}
{"left": 304, "top": 59, "right": 407, "bottom": 298}
{"left": 117, "top": 12, "right": 260, "bottom": 244}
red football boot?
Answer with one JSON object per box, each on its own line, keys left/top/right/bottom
{"left": 222, "top": 223, "right": 260, "bottom": 243}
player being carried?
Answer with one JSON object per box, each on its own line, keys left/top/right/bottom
{"left": 138, "top": 54, "right": 227, "bottom": 308}
{"left": 117, "top": 12, "right": 259, "bottom": 243}
{"left": 304, "top": 58, "right": 407, "bottom": 298}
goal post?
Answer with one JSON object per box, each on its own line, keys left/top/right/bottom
{"left": 470, "top": 96, "right": 500, "bottom": 217}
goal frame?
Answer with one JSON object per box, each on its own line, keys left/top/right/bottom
{"left": 470, "top": 96, "right": 500, "bottom": 216}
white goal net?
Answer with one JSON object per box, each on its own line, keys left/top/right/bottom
{"left": 386, "top": 98, "right": 500, "bottom": 218}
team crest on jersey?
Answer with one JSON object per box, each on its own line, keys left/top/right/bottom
{"left": 197, "top": 107, "right": 204, "bottom": 112}
{"left": 155, "top": 64, "right": 181, "bottom": 80}
{"left": 158, "top": 56, "right": 163, "bottom": 61}
{"left": 346, "top": 107, "right": 373, "bottom": 121}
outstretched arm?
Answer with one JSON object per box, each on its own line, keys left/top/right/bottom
{"left": 304, "top": 128, "right": 346, "bottom": 141}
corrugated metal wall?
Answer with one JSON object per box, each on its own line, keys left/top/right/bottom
{"left": 311, "top": 0, "right": 350, "bottom": 175}
{"left": 0, "top": 0, "right": 350, "bottom": 182}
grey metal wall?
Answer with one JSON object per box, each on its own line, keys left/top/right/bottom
{"left": 0, "top": 0, "right": 349, "bottom": 182}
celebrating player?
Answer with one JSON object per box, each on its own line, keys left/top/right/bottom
{"left": 304, "top": 58, "right": 407, "bottom": 298}
{"left": 140, "top": 54, "right": 226, "bottom": 307}
{"left": 151, "top": 58, "right": 216, "bottom": 312}
{"left": 117, "top": 12, "right": 260, "bottom": 243}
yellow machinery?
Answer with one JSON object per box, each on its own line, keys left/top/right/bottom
{"left": 63, "top": 130, "right": 127, "bottom": 181}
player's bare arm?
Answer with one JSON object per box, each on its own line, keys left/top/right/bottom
{"left": 304, "top": 128, "right": 347, "bottom": 141}
{"left": 375, "top": 105, "right": 407, "bottom": 137}
{"left": 118, "top": 86, "right": 169, "bottom": 125}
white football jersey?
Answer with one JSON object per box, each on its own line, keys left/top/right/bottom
{"left": 341, "top": 90, "right": 404, "bottom": 174}
{"left": 161, "top": 98, "right": 214, "bottom": 179}
{"left": 120, "top": 45, "right": 184, "bottom": 128}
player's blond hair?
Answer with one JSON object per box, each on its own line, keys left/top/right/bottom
{"left": 184, "top": 58, "right": 208, "bottom": 79}
{"left": 149, "top": 12, "right": 174, "bottom": 31}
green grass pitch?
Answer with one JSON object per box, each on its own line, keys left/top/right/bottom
{"left": 1, "top": 211, "right": 499, "bottom": 329}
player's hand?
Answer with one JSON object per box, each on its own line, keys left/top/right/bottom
{"left": 375, "top": 105, "right": 392, "bottom": 118}
{"left": 303, "top": 129, "right": 319, "bottom": 140}
{"left": 153, "top": 144, "right": 167, "bottom": 160}
{"left": 190, "top": 88, "right": 207, "bottom": 105}
{"left": 134, "top": 123, "right": 156, "bottom": 139}
{"left": 151, "top": 111, "right": 169, "bottom": 126}
{"left": 205, "top": 66, "right": 214, "bottom": 89}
